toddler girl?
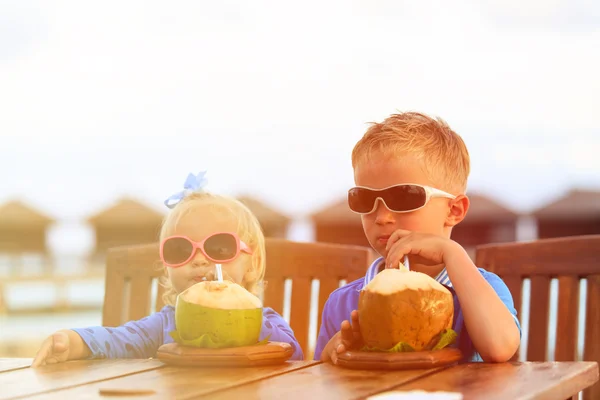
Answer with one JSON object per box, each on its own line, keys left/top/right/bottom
{"left": 32, "top": 172, "right": 303, "bottom": 366}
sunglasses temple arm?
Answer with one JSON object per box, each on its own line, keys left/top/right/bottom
{"left": 240, "top": 241, "right": 253, "bottom": 254}
{"left": 429, "top": 187, "right": 456, "bottom": 199}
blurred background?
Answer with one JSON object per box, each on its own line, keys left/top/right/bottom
{"left": 0, "top": 0, "right": 598, "bottom": 360}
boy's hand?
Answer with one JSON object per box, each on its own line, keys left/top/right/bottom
{"left": 320, "top": 310, "right": 362, "bottom": 363}
{"left": 385, "top": 229, "right": 460, "bottom": 269}
{"left": 31, "top": 331, "right": 71, "bottom": 367}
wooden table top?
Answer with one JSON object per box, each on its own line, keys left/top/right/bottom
{"left": 0, "top": 358, "right": 597, "bottom": 400}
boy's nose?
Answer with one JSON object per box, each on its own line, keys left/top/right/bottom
{"left": 373, "top": 199, "right": 395, "bottom": 225}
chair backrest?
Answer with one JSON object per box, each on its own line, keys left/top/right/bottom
{"left": 102, "top": 238, "right": 374, "bottom": 359}
{"left": 475, "top": 234, "right": 600, "bottom": 400}
{"left": 102, "top": 242, "right": 164, "bottom": 327}
{"left": 262, "top": 238, "right": 373, "bottom": 358}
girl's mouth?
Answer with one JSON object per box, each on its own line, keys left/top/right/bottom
{"left": 193, "top": 270, "right": 221, "bottom": 282}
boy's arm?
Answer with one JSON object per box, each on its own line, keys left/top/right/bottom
{"left": 70, "top": 310, "right": 167, "bottom": 359}
{"left": 314, "top": 298, "right": 337, "bottom": 360}
{"left": 445, "top": 243, "right": 520, "bottom": 362}
{"left": 261, "top": 307, "right": 304, "bottom": 360}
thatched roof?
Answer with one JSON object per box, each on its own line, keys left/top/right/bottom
{"left": 237, "top": 195, "right": 290, "bottom": 225}
{"left": 463, "top": 193, "right": 519, "bottom": 223}
{"left": 532, "top": 189, "right": 600, "bottom": 220}
{"left": 310, "top": 198, "right": 361, "bottom": 225}
{"left": 87, "top": 197, "right": 165, "bottom": 227}
{"left": 0, "top": 200, "right": 54, "bottom": 227}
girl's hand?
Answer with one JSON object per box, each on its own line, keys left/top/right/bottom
{"left": 31, "top": 331, "right": 71, "bottom": 367}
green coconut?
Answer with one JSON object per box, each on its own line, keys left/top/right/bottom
{"left": 170, "top": 280, "right": 264, "bottom": 348}
{"left": 358, "top": 263, "right": 456, "bottom": 352}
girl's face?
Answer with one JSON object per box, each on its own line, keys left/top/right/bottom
{"left": 164, "top": 204, "right": 252, "bottom": 295}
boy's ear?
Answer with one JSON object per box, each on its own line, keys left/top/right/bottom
{"left": 445, "top": 194, "right": 469, "bottom": 227}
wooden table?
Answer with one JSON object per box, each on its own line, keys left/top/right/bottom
{"left": 0, "top": 358, "right": 597, "bottom": 400}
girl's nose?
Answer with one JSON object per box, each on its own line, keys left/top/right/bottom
{"left": 190, "top": 251, "right": 210, "bottom": 268}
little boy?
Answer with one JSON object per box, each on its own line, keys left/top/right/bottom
{"left": 314, "top": 112, "right": 521, "bottom": 363}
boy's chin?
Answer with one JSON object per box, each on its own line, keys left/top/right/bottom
{"left": 368, "top": 241, "right": 387, "bottom": 257}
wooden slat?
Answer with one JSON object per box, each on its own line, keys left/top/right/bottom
{"left": 583, "top": 275, "right": 600, "bottom": 400}
{"left": 528, "top": 276, "right": 550, "bottom": 362}
{"left": 475, "top": 235, "right": 600, "bottom": 277}
{"left": 101, "top": 251, "right": 126, "bottom": 327}
{"left": 290, "top": 277, "right": 312, "bottom": 358}
{"left": 263, "top": 277, "right": 285, "bottom": 315}
{"left": 501, "top": 275, "right": 523, "bottom": 362}
{"left": 264, "top": 238, "right": 372, "bottom": 281}
{"left": 0, "top": 358, "right": 32, "bottom": 373}
{"left": 201, "top": 362, "right": 448, "bottom": 400}
{"left": 26, "top": 361, "right": 316, "bottom": 400}
{"left": 0, "top": 359, "right": 162, "bottom": 399}
{"left": 556, "top": 276, "right": 579, "bottom": 362}
{"left": 119, "top": 243, "right": 162, "bottom": 274}
{"left": 502, "top": 275, "right": 523, "bottom": 318}
{"left": 394, "top": 361, "right": 599, "bottom": 400}
{"left": 317, "top": 278, "right": 340, "bottom": 337}
{"left": 127, "top": 274, "right": 152, "bottom": 322}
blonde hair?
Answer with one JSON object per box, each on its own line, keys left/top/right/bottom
{"left": 351, "top": 112, "right": 470, "bottom": 193}
{"left": 158, "top": 191, "right": 266, "bottom": 306}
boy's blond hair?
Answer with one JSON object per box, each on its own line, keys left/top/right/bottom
{"left": 351, "top": 112, "right": 470, "bottom": 193}
{"left": 158, "top": 192, "right": 266, "bottom": 306}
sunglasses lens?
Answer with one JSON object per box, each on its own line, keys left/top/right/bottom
{"left": 204, "top": 233, "right": 237, "bottom": 261}
{"left": 385, "top": 185, "right": 427, "bottom": 211}
{"left": 162, "top": 237, "right": 194, "bottom": 265}
{"left": 348, "top": 187, "right": 377, "bottom": 213}
{"left": 348, "top": 185, "right": 427, "bottom": 213}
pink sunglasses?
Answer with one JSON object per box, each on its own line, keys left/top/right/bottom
{"left": 160, "top": 232, "right": 253, "bottom": 268}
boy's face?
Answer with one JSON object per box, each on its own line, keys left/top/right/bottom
{"left": 353, "top": 153, "right": 454, "bottom": 258}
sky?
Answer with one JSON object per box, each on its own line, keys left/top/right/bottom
{"left": 1, "top": 0, "right": 599, "bottom": 252}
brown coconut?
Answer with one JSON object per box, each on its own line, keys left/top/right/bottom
{"left": 358, "top": 263, "right": 454, "bottom": 351}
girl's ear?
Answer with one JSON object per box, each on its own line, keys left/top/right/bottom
{"left": 243, "top": 255, "right": 258, "bottom": 282}
{"left": 445, "top": 194, "right": 469, "bottom": 228}
{"left": 243, "top": 251, "right": 264, "bottom": 295}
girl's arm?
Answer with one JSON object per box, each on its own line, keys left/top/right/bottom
{"left": 260, "top": 307, "right": 304, "bottom": 360}
{"left": 31, "top": 308, "right": 169, "bottom": 367}
{"left": 70, "top": 309, "right": 168, "bottom": 359}
{"left": 63, "top": 329, "right": 92, "bottom": 359}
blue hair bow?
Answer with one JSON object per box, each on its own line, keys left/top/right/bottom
{"left": 164, "top": 171, "right": 208, "bottom": 209}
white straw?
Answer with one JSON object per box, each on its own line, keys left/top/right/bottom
{"left": 215, "top": 263, "right": 223, "bottom": 282}
{"left": 403, "top": 255, "right": 410, "bottom": 271}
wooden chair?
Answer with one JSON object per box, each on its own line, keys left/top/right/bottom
{"left": 102, "top": 242, "right": 164, "bottom": 327}
{"left": 262, "top": 238, "right": 373, "bottom": 358}
{"left": 102, "top": 238, "right": 374, "bottom": 359}
{"left": 475, "top": 234, "right": 600, "bottom": 400}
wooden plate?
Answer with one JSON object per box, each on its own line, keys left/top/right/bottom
{"left": 333, "top": 347, "right": 463, "bottom": 370}
{"left": 156, "top": 341, "right": 294, "bottom": 367}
